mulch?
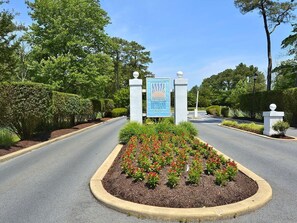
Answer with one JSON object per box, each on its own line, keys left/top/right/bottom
{"left": 102, "top": 144, "right": 259, "bottom": 208}
{"left": 0, "top": 118, "right": 111, "bottom": 157}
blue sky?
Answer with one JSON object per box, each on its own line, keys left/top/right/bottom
{"left": 4, "top": 0, "right": 295, "bottom": 88}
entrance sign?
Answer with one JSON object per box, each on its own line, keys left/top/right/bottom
{"left": 146, "top": 78, "right": 171, "bottom": 117}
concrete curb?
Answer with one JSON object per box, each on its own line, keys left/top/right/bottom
{"left": 90, "top": 141, "right": 272, "bottom": 221}
{"left": 219, "top": 124, "right": 297, "bottom": 141}
{"left": 0, "top": 117, "right": 125, "bottom": 163}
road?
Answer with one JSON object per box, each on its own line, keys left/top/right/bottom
{"left": 1, "top": 114, "right": 297, "bottom": 223}
{"left": 191, "top": 111, "right": 297, "bottom": 223}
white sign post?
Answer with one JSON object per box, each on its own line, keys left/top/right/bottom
{"left": 129, "top": 71, "right": 143, "bottom": 124}
{"left": 174, "top": 71, "right": 188, "bottom": 125}
{"left": 194, "top": 90, "right": 199, "bottom": 118}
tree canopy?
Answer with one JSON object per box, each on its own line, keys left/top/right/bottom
{"left": 234, "top": 0, "right": 296, "bottom": 91}
{"left": 199, "top": 63, "right": 266, "bottom": 107}
{"left": 0, "top": 0, "right": 24, "bottom": 81}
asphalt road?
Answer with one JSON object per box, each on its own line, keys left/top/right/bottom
{"left": 191, "top": 111, "right": 297, "bottom": 223}
{"left": 1, "top": 114, "right": 297, "bottom": 223}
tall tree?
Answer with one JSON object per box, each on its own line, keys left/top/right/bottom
{"left": 108, "top": 37, "right": 152, "bottom": 91}
{"left": 234, "top": 0, "right": 296, "bottom": 91}
{"left": 0, "top": 0, "right": 24, "bottom": 81}
{"left": 25, "top": 0, "right": 113, "bottom": 98}
{"left": 199, "top": 63, "right": 266, "bottom": 106}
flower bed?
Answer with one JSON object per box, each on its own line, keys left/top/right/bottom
{"left": 120, "top": 124, "right": 238, "bottom": 188}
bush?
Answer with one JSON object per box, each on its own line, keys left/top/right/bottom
{"left": 104, "top": 99, "right": 115, "bottom": 117}
{"left": 178, "top": 121, "right": 198, "bottom": 136}
{"left": 113, "top": 88, "right": 129, "bottom": 108}
{"left": 206, "top": 105, "right": 221, "bottom": 116}
{"left": 221, "top": 120, "right": 264, "bottom": 134}
{"left": 0, "top": 82, "right": 52, "bottom": 139}
{"left": 119, "top": 122, "right": 144, "bottom": 144}
{"left": 272, "top": 121, "right": 290, "bottom": 136}
{"left": 0, "top": 128, "right": 20, "bottom": 148}
{"left": 111, "top": 108, "right": 128, "bottom": 117}
{"left": 221, "top": 107, "right": 230, "bottom": 117}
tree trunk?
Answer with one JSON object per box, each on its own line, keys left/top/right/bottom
{"left": 261, "top": 3, "right": 272, "bottom": 91}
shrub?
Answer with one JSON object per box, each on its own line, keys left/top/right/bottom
{"left": 113, "top": 88, "right": 129, "bottom": 108}
{"left": 119, "top": 122, "right": 144, "bottom": 144}
{"left": 221, "top": 120, "right": 264, "bottom": 134}
{"left": 0, "top": 128, "right": 20, "bottom": 148}
{"left": 0, "top": 82, "right": 52, "bottom": 139}
{"left": 52, "top": 92, "right": 93, "bottom": 127}
{"left": 272, "top": 121, "right": 290, "bottom": 136}
{"left": 206, "top": 105, "right": 221, "bottom": 116}
{"left": 111, "top": 108, "right": 128, "bottom": 117}
{"left": 221, "top": 107, "right": 230, "bottom": 117}
{"left": 104, "top": 99, "right": 115, "bottom": 117}
{"left": 178, "top": 121, "right": 198, "bottom": 137}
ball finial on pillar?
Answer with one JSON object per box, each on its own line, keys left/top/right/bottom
{"left": 269, "top": 104, "right": 276, "bottom": 111}
{"left": 177, "top": 71, "right": 183, "bottom": 78}
{"left": 133, "top": 71, "right": 139, "bottom": 79}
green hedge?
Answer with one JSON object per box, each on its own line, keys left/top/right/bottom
{"left": 239, "top": 88, "right": 297, "bottom": 126}
{"left": 206, "top": 105, "right": 221, "bottom": 116}
{"left": 0, "top": 82, "right": 103, "bottom": 139}
{"left": 0, "top": 82, "right": 52, "bottom": 139}
{"left": 111, "top": 108, "right": 128, "bottom": 117}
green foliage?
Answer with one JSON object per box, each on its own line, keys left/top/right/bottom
{"left": 272, "top": 121, "right": 290, "bottom": 136}
{"left": 0, "top": 128, "right": 20, "bottom": 148}
{"left": 206, "top": 105, "right": 221, "bottom": 116}
{"left": 119, "top": 122, "right": 144, "bottom": 144}
{"left": 119, "top": 121, "right": 198, "bottom": 144}
{"left": 25, "top": 0, "right": 114, "bottom": 98}
{"left": 273, "top": 60, "right": 297, "bottom": 89}
{"left": 0, "top": 1, "right": 25, "bottom": 81}
{"left": 113, "top": 88, "right": 129, "bottom": 108}
{"left": 239, "top": 87, "right": 297, "bottom": 126}
{"left": 221, "top": 107, "right": 230, "bottom": 117}
{"left": 222, "top": 120, "right": 264, "bottom": 134}
{"left": 178, "top": 121, "right": 198, "bottom": 136}
{"left": 111, "top": 108, "right": 128, "bottom": 117}
{"left": 52, "top": 91, "right": 93, "bottom": 127}
{"left": 235, "top": 0, "right": 296, "bottom": 90}
{"left": 108, "top": 37, "right": 153, "bottom": 90}
{"left": 199, "top": 63, "right": 266, "bottom": 106}
{"left": 0, "top": 82, "right": 52, "bottom": 139}
{"left": 104, "top": 99, "right": 115, "bottom": 117}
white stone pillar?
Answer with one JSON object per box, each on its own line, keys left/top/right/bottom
{"left": 263, "top": 104, "right": 284, "bottom": 136}
{"left": 129, "top": 71, "right": 143, "bottom": 124}
{"left": 174, "top": 71, "right": 188, "bottom": 125}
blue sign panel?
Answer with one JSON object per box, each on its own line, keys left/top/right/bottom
{"left": 146, "top": 78, "right": 171, "bottom": 117}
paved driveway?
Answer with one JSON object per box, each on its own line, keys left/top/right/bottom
{"left": 191, "top": 112, "right": 297, "bottom": 223}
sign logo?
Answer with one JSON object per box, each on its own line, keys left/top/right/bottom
{"left": 147, "top": 78, "right": 171, "bottom": 117}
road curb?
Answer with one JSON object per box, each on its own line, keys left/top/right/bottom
{"left": 219, "top": 124, "right": 297, "bottom": 141}
{"left": 0, "top": 117, "right": 125, "bottom": 163}
{"left": 90, "top": 141, "right": 272, "bottom": 221}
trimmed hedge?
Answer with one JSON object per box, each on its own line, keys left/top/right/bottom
{"left": 111, "top": 108, "right": 128, "bottom": 117}
{"left": 0, "top": 82, "right": 52, "bottom": 139}
{"left": 206, "top": 105, "right": 221, "bottom": 116}
{"left": 0, "top": 82, "right": 108, "bottom": 139}
{"left": 239, "top": 87, "right": 297, "bottom": 126}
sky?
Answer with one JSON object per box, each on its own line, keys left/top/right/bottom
{"left": 4, "top": 0, "right": 296, "bottom": 88}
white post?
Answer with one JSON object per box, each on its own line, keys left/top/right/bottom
{"left": 174, "top": 71, "right": 188, "bottom": 125}
{"left": 263, "top": 104, "right": 284, "bottom": 136}
{"left": 129, "top": 71, "right": 143, "bottom": 124}
{"left": 194, "top": 90, "right": 199, "bottom": 118}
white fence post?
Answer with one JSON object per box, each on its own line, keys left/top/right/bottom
{"left": 129, "top": 71, "right": 143, "bottom": 124}
{"left": 174, "top": 71, "right": 188, "bottom": 125}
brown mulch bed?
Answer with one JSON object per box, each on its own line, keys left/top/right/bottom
{"left": 102, "top": 144, "right": 258, "bottom": 208}
{"left": 0, "top": 118, "right": 111, "bottom": 157}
